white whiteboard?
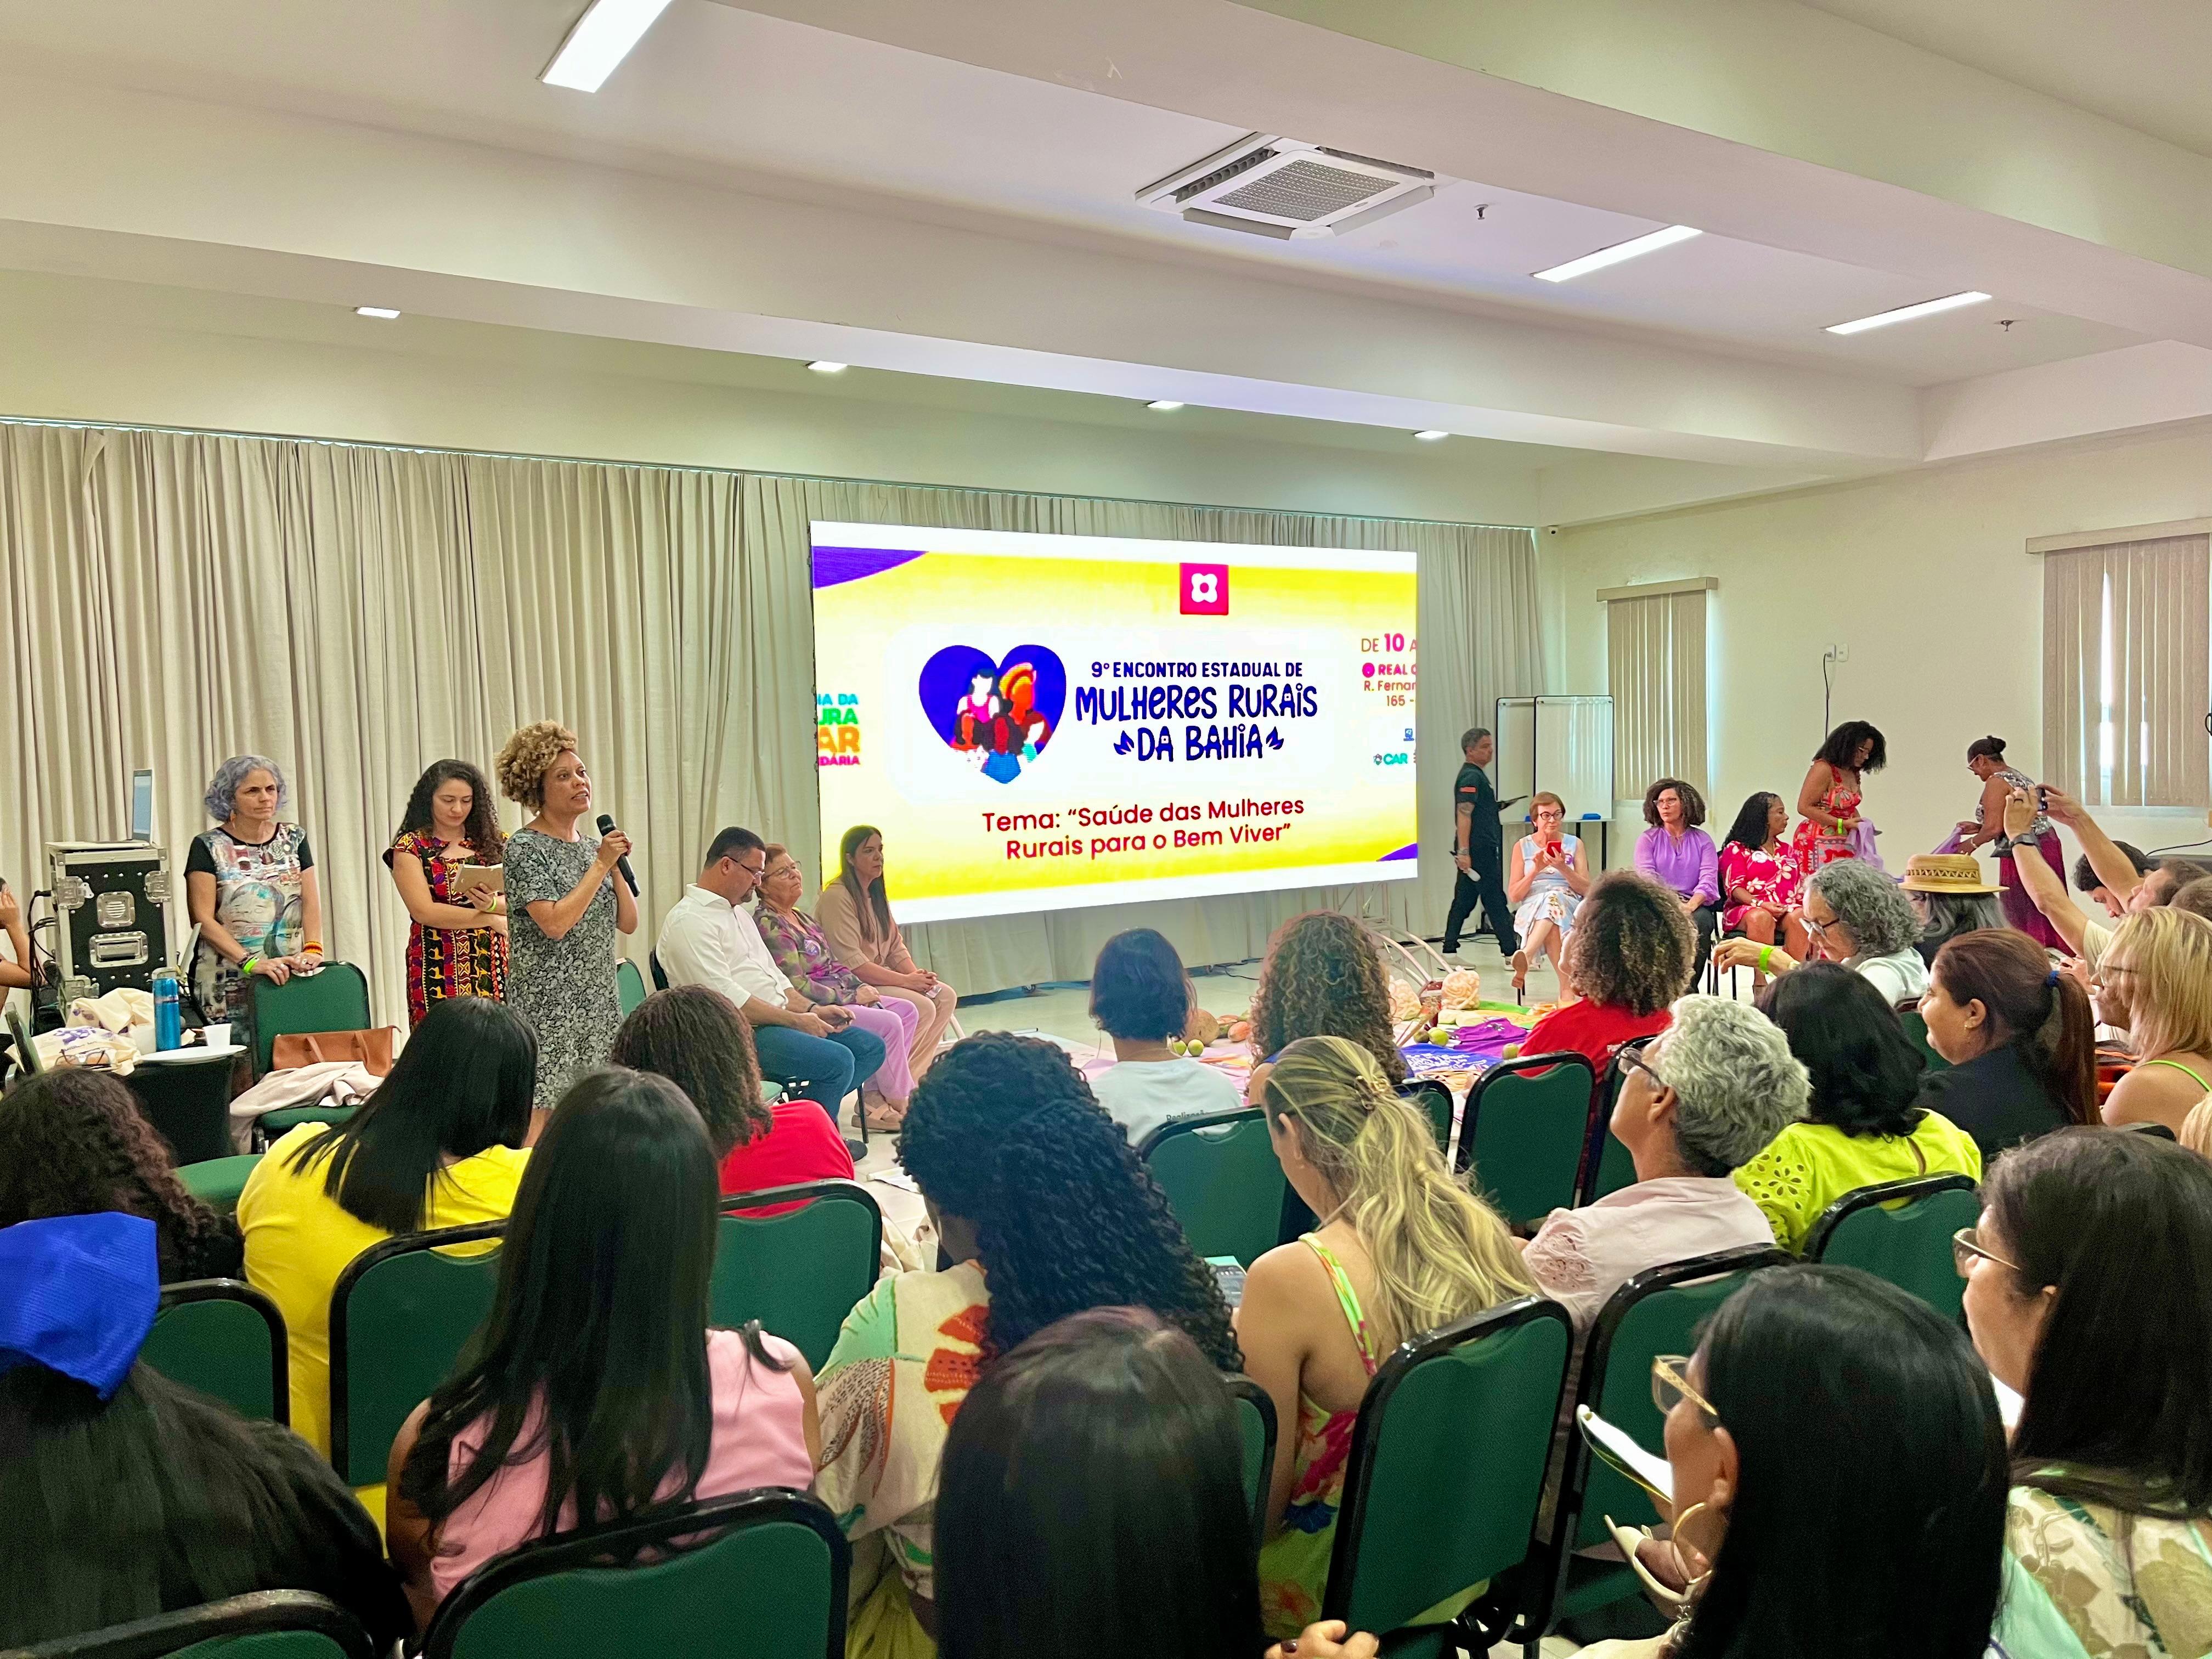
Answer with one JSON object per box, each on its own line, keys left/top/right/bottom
{"left": 1495, "top": 696, "right": 1614, "bottom": 822}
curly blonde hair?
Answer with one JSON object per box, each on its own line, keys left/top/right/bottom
{"left": 1249, "top": 911, "right": 1406, "bottom": 1085}
{"left": 494, "top": 721, "right": 579, "bottom": 811}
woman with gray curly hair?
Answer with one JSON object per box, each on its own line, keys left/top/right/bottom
{"left": 1523, "top": 995, "right": 1803, "bottom": 1329}
{"left": 495, "top": 720, "right": 637, "bottom": 1111}
{"left": 1714, "top": 855, "right": 1929, "bottom": 1005}
{"left": 185, "top": 753, "right": 324, "bottom": 1026}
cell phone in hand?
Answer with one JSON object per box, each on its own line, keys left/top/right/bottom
{"left": 1208, "top": 1257, "right": 1248, "bottom": 1308}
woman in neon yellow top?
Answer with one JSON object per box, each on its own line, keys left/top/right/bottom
{"left": 238, "top": 997, "right": 536, "bottom": 1454}
{"left": 1237, "top": 1036, "right": 1532, "bottom": 1639}
{"left": 1734, "top": 965, "right": 1980, "bottom": 1252}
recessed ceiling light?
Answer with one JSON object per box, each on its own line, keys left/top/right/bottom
{"left": 807, "top": 361, "right": 848, "bottom": 374}
{"left": 1413, "top": 430, "right": 1449, "bottom": 442}
{"left": 1825, "top": 291, "right": 1993, "bottom": 335}
{"left": 1533, "top": 224, "right": 1702, "bottom": 284}
{"left": 541, "top": 0, "right": 675, "bottom": 93}
{"left": 1146, "top": 400, "right": 1185, "bottom": 411}
{"left": 354, "top": 306, "right": 401, "bottom": 320}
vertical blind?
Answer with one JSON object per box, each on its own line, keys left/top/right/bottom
{"left": 1606, "top": 588, "right": 1709, "bottom": 801}
{"left": 0, "top": 420, "right": 1544, "bottom": 1024}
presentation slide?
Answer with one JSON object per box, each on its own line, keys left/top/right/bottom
{"left": 810, "top": 522, "right": 1419, "bottom": 924}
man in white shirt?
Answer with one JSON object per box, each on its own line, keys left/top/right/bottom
{"left": 656, "top": 826, "right": 886, "bottom": 1158}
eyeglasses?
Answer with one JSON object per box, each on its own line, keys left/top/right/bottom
{"left": 1803, "top": 912, "right": 1832, "bottom": 934}
{"left": 1652, "top": 1353, "right": 1717, "bottom": 1422}
{"left": 1619, "top": 1048, "right": 1663, "bottom": 1090}
{"left": 1951, "top": 1227, "right": 2024, "bottom": 1278}
{"left": 735, "top": 859, "right": 766, "bottom": 878}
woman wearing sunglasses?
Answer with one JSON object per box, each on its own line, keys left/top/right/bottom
{"left": 1962, "top": 1128, "right": 2212, "bottom": 1657}
{"left": 1578, "top": 1265, "right": 2007, "bottom": 1659}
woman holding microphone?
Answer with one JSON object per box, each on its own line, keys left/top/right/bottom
{"left": 494, "top": 722, "right": 636, "bottom": 1112}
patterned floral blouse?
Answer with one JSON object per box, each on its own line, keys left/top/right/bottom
{"left": 1718, "top": 839, "right": 1805, "bottom": 933}
{"left": 1996, "top": 1482, "right": 2212, "bottom": 1657}
{"left": 1731, "top": 1110, "right": 1982, "bottom": 1254}
{"left": 387, "top": 830, "right": 507, "bottom": 1028}
{"left": 753, "top": 902, "right": 865, "bottom": 1005}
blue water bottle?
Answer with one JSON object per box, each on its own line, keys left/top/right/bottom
{"left": 152, "top": 967, "right": 182, "bottom": 1052}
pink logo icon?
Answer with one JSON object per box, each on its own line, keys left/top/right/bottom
{"left": 1180, "top": 562, "right": 1229, "bottom": 616}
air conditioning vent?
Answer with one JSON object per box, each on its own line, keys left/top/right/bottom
{"left": 1138, "top": 134, "right": 1439, "bottom": 241}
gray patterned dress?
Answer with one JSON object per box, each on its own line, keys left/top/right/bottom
{"left": 503, "top": 827, "right": 621, "bottom": 1110}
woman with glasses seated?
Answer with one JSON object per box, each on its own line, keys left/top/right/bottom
{"left": 1733, "top": 965, "right": 1980, "bottom": 1253}
{"left": 1961, "top": 1128, "right": 2212, "bottom": 1658}
{"left": 1577, "top": 1264, "right": 2007, "bottom": 1659}
{"left": 1712, "top": 857, "right": 1928, "bottom": 1006}
{"left": 1506, "top": 792, "right": 1592, "bottom": 997}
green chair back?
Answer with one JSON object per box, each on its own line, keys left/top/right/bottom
{"left": 39, "top": 1590, "right": 374, "bottom": 1659}
{"left": 252, "top": 1105, "right": 358, "bottom": 1152}
{"left": 616, "top": 958, "right": 647, "bottom": 1016}
{"left": 177, "top": 1153, "right": 264, "bottom": 1216}
{"left": 1578, "top": 1040, "right": 1652, "bottom": 1207}
{"left": 712, "top": 1183, "right": 883, "bottom": 1372}
{"left": 1138, "top": 1108, "right": 1285, "bottom": 1267}
{"left": 248, "top": 962, "right": 373, "bottom": 1075}
{"left": 1398, "top": 1080, "right": 1454, "bottom": 1155}
{"left": 1224, "top": 1373, "right": 1278, "bottom": 1551}
{"left": 1548, "top": 1247, "right": 1788, "bottom": 1626}
{"left": 329, "top": 1221, "right": 505, "bottom": 1487}
{"left": 1324, "top": 1296, "right": 1572, "bottom": 1649}
{"left": 143, "top": 1280, "right": 289, "bottom": 1425}
{"left": 421, "top": 1489, "right": 848, "bottom": 1659}
{"left": 1458, "top": 1053, "right": 1598, "bottom": 1228}
{"left": 1898, "top": 1007, "right": 1950, "bottom": 1074}
{"left": 1807, "top": 1175, "right": 1980, "bottom": 1322}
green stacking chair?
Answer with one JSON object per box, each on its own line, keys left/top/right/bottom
{"left": 1223, "top": 1373, "right": 1278, "bottom": 1551}
{"left": 28, "top": 1590, "right": 374, "bottom": 1659}
{"left": 1577, "top": 1039, "right": 1654, "bottom": 1207}
{"left": 616, "top": 958, "right": 647, "bottom": 1016}
{"left": 248, "top": 961, "right": 373, "bottom": 1076}
{"left": 252, "top": 1105, "right": 358, "bottom": 1152}
{"left": 1138, "top": 1108, "right": 1285, "bottom": 1267}
{"left": 328, "top": 1220, "right": 505, "bottom": 1487}
{"left": 712, "top": 1182, "right": 884, "bottom": 1372}
{"left": 421, "top": 1488, "right": 849, "bottom": 1659}
{"left": 142, "top": 1279, "right": 289, "bottom": 1425}
{"left": 177, "top": 1153, "right": 263, "bottom": 1216}
{"left": 1456, "top": 1053, "right": 1598, "bottom": 1229}
{"left": 1398, "top": 1079, "right": 1455, "bottom": 1156}
{"left": 1324, "top": 1296, "right": 1573, "bottom": 1659}
{"left": 1544, "top": 1246, "right": 1790, "bottom": 1632}
{"left": 1807, "top": 1174, "right": 1980, "bottom": 1322}
{"left": 1897, "top": 1007, "right": 1950, "bottom": 1074}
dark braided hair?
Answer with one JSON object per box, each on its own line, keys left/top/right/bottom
{"left": 1248, "top": 911, "right": 1407, "bottom": 1085}
{"left": 898, "top": 1032, "right": 1240, "bottom": 1370}
{"left": 0, "top": 1069, "right": 234, "bottom": 1274}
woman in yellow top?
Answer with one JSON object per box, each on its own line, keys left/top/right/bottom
{"left": 2094, "top": 907, "right": 2212, "bottom": 1135}
{"left": 1734, "top": 964, "right": 1980, "bottom": 1252}
{"left": 815, "top": 826, "right": 958, "bottom": 1083}
{"left": 1236, "top": 1036, "right": 1532, "bottom": 1640}
{"left": 238, "top": 996, "right": 537, "bottom": 1455}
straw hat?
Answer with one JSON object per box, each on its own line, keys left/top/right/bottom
{"left": 1900, "top": 853, "right": 2001, "bottom": 894}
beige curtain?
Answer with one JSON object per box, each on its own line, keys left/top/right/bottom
{"left": 0, "top": 421, "right": 1541, "bottom": 1024}
{"left": 2041, "top": 535, "right": 2209, "bottom": 807}
{"left": 1606, "top": 589, "right": 1708, "bottom": 800}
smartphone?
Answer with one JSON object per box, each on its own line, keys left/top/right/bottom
{"left": 1207, "top": 1257, "right": 1248, "bottom": 1308}
{"left": 1546, "top": 839, "right": 1564, "bottom": 859}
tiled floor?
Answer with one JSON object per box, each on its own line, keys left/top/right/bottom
{"left": 851, "top": 930, "right": 1565, "bottom": 1236}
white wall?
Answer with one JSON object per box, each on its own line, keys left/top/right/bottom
{"left": 1544, "top": 420, "right": 2212, "bottom": 878}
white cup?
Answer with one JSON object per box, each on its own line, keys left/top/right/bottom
{"left": 203, "top": 1022, "right": 233, "bottom": 1049}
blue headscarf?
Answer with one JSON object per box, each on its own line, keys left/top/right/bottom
{"left": 0, "top": 1212, "right": 160, "bottom": 1400}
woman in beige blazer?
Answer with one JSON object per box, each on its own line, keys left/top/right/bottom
{"left": 815, "top": 825, "right": 958, "bottom": 1079}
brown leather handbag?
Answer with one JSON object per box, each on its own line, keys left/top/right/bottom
{"left": 270, "top": 1028, "right": 397, "bottom": 1076}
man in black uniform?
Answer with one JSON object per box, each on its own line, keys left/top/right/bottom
{"left": 1442, "top": 726, "right": 1519, "bottom": 958}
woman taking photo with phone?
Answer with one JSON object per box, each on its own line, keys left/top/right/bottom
{"left": 1506, "top": 792, "right": 1590, "bottom": 996}
{"left": 386, "top": 759, "right": 509, "bottom": 1029}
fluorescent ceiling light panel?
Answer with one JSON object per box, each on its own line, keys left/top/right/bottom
{"left": 1146, "top": 400, "right": 1185, "bottom": 411}
{"left": 1533, "top": 224, "right": 1702, "bottom": 283}
{"left": 542, "top": 0, "right": 675, "bottom": 93}
{"left": 1413, "top": 430, "right": 1448, "bottom": 442}
{"left": 807, "top": 361, "right": 848, "bottom": 374}
{"left": 354, "top": 306, "right": 401, "bottom": 319}
{"left": 1825, "top": 291, "right": 1993, "bottom": 334}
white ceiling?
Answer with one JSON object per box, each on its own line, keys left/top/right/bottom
{"left": 0, "top": 0, "right": 2207, "bottom": 521}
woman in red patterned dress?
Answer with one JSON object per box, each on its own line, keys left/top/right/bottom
{"left": 1792, "top": 721, "right": 1886, "bottom": 870}
{"left": 386, "top": 760, "right": 509, "bottom": 1028}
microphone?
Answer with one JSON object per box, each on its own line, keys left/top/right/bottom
{"left": 595, "top": 814, "right": 639, "bottom": 896}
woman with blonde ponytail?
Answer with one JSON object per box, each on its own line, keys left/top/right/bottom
{"left": 1238, "top": 1036, "right": 1531, "bottom": 1638}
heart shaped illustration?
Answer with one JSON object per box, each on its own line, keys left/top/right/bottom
{"left": 918, "top": 645, "right": 1066, "bottom": 785}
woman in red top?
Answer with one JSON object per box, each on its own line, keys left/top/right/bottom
{"left": 1522, "top": 872, "right": 1699, "bottom": 1071}
{"left": 610, "top": 986, "right": 854, "bottom": 1199}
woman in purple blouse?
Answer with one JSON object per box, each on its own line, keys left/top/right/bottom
{"left": 1635, "top": 778, "right": 1720, "bottom": 976}
{"left": 754, "top": 843, "right": 918, "bottom": 1129}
